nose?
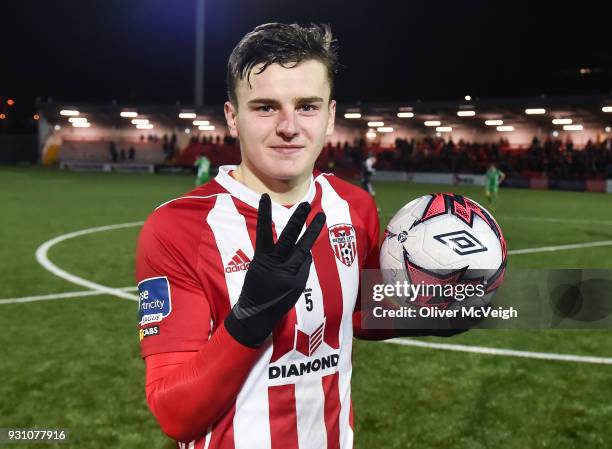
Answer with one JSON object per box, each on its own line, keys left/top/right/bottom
{"left": 276, "top": 108, "right": 299, "bottom": 140}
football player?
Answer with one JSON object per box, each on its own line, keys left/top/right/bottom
{"left": 136, "top": 23, "right": 461, "bottom": 449}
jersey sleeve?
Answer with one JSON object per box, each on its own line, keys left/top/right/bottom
{"left": 352, "top": 192, "right": 399, "bottom": 340}
{"left": 362, "top": 193, "right": 381, "bottom": 270}
{"left": 144, "top": 323, "right": 262, "bottom": 442}
{"left": 136, "top": 210, "right": 212, "bottom": 358}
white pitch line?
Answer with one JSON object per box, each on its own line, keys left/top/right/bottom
{"left": 26, "top": 221, "right": 612, "bottom": 366}
{"left": 384, "top": 338, "right": 612, "bottom": 365}
{"left": 381, "top": 212, "right": 612, "bottom": 226}
{"left": 0, "top": 286, "right": 137, "bottom": 305}
{"left": 508, "top": 239, "right": 612, "bottom": 255}
{"left": 35, "top": 222, "right": 144, "bottom": 301}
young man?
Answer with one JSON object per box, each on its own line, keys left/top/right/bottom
{"left": 136, "top": 23, "right": 456, "bottom": 449}
{"left": 485, "top": 163, "right": 505, "bottom": 208}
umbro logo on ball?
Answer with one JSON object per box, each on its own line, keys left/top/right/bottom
{"left": 433, "top": 230, "right": 488, "bottom": 256}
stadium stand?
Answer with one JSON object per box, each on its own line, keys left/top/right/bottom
{"left": 375, "top": 136, "right": 612, "bottom": 180}
{"left": 175, "top": 139, "right": 241, "bottom": 166}
{"left": 60, "top": 139, "right": 165, "bottom": 164}
{"left": 52, "top": 134, "right": 612, "bottom": 187}
{"left": 35, "top": 97, "right": 612, "bottom": 192}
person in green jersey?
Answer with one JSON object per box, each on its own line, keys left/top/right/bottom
{"left": 195, "top": 155, "right": 211, "bottom": 186}
{"left": 485, "top": 163, "right": 505, "bottom": 208}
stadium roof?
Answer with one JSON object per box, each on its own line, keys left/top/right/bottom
{"left": 340, "top": 94, "right": 612, "bottom": 131}
{"left": 37, "top": 94, "right": 612, "bottom": 132}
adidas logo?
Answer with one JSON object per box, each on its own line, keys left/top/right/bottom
{"left": 225, "top": 249, "right": 251, "bottom": 273}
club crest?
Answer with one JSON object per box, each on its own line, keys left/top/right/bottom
{"left": 328, "top": 223, "right": 357, "bottom": 267}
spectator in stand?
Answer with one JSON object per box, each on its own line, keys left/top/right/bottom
{"left": 184, "top": 133, "right": 609, "bottom": 182}
{"left": 360, "top": 152, "right": 377, "bottom": 198}
{"left": 109, "top": 141, "right": 118, "bottom": 163}
{"left": 129, "top": 146, "right": 135, "bottom": 161}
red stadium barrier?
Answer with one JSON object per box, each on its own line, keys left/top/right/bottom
{"left": 176, "top": 143, "right": 241, "bottom": 166}
{"left": 529, "top": 177, "right": 549, "bottom": 190}
{"left": 586, "top": 179, "right": 606, "bottom": 193}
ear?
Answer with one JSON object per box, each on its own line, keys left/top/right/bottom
{"left": 325, "top": 99, "right": 336, "bottom": 136}
{"left": 224, "top": 101, "right": 239, "bottom": 138}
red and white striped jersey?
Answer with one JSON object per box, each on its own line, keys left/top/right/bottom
{"left": 136, "top": 165, "right": 380, "bottom": 449}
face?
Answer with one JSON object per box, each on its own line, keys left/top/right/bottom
{"left": 224, "top": 59, "right": 336, "bottom": 183}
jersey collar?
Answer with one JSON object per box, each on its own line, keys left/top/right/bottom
{"left": 215, "top": 165, "right": 317, "bottom": 218}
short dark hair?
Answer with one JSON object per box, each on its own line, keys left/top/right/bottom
{"left": 227, "top": 23, "right": 338, "bottom": 105}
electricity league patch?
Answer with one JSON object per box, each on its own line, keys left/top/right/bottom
{"left": 138, "top": 276, "right": 172, "bottom": 326}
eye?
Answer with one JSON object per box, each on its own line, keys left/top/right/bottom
{"left": 256, "top": 105, "right": 274, "bottom": 113}
{"left": 299, "top": 104, "right": 319, "bottom": 112}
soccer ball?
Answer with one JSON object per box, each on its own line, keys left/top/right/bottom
{"left": 380, "top": 193, "right": 507, "bottom": 309}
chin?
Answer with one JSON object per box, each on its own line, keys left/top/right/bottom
{"left": 263, "top": 158, "right": 313, "bottom": 181}
{"left": 268, "top": 166, "right": 305, "bottom": 181}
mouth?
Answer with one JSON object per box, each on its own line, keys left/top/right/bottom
{"left": 268, "top": 145, "right": 305, "bottom": 155}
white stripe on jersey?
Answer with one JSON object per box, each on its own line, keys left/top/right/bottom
{"left": 294, "top": 255, "right": 325, "bottom": 334}
{"left": 317, "top": 176, "right": 360, "bottom": 449}
{"left": 294, "top": 263, "right": 328, "bottom": 449}
{"left": 206, "top": 194, "right": 252, "bottom": 308}
{"left": 155, "top": 194, "right": 225, "bottom": 210}
{"left": 234, "top": 345, "right": 275, "bottom": 449}
{"left": 203, "top": 426, "right": 212, "bottom": 449}
{"left": 207, "top": 193, "right": 273, "bottom": 449}
{"left": 295, "top": 376, "right": 327, "bottom": 449}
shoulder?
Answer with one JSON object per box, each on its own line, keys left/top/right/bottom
{"left": 156, "top": 180, "right": 226, "bottom": 211}
{"left": 315, "top": 172, "right": 376, "bottom": 208}
{"left": 145, "top": 180, "right": 228, "bottom": 239}
{"left": 315, "top": 172, "right": 378, "bottom": 229}
{"left": 137, "top": 181, "right": 230, "bottom": 276}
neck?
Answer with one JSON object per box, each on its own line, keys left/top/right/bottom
{"left": 233, "top": 162, "right": 311, "bottom": 206}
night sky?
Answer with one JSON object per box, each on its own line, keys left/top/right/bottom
{"left": 2, "top": 0, "right": 611, "bottom": 114}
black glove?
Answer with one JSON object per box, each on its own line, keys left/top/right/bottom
{"left": 225, "top": 193, "right": 326, "bottom": 348}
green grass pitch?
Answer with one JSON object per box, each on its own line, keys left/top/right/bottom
{"left": 1, "top": 166, "right": 611, "bottom": 448}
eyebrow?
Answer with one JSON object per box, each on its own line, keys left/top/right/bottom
{"left": 247, "top": 96, "right": 325, "bottom": 106}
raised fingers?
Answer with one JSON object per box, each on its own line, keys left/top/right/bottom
{"left": 295, "top": 212, "right": 326, "bottom": 254}
{"left": 255, "top": 194, "right": 274, "bottom": 254}
{"left": 274, "top": 202, "right": 311, "bottom": 258}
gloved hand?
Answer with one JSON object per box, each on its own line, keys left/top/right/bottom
{"left": 225, "top": 193, "right": 326, "bottom": 348}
